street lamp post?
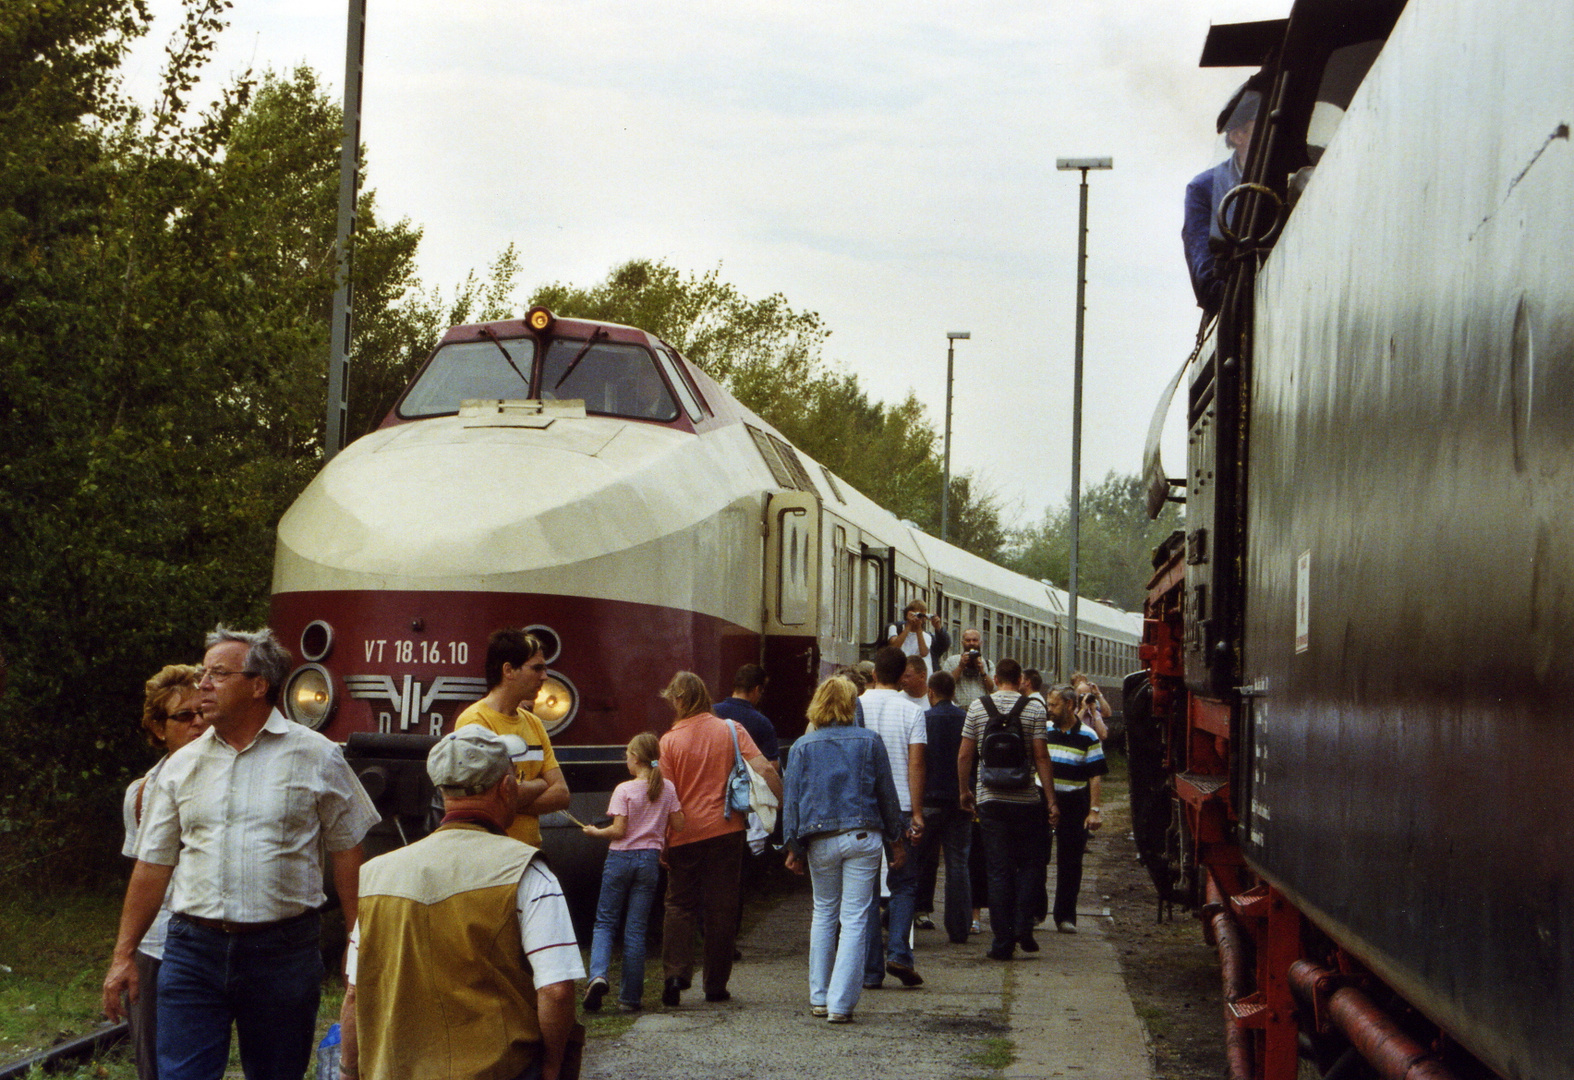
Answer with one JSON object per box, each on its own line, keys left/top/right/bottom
{"left": 1055, "top": 157, "right": 1112, "bottom": 680}
{"left": 941, "top": 331, "right": 970, "bottom": 542}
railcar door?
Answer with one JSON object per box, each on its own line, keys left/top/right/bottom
{"left": 762, "top": 491, "right": 820, "bottom": 737}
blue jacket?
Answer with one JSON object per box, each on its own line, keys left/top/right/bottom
{"left": 782, "top": 723, "right": 905, "bottom": 856}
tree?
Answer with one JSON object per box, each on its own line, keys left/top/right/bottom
{"left": 1006, "top": 471, "right": 1183, "bottom": 611}
{"left": 0, "top": 34, "right": 448, "bottom": 883}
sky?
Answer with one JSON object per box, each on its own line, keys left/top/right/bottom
{"left": 122, "top": 0, "right": 1289, "bottom": 529}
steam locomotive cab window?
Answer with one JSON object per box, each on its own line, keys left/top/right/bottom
{"left": 398, "top": 338, "right": 538, "bottom": 418}
{"left": 540, "top": 339, "right": 680, "bottom": 422}
{"left": 1305, "top": 39, "right": 1386, "bottom": 162}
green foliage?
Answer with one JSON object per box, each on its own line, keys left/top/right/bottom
{"left": 1005, "top": 471, "right": 1183, "bottom": 611}
{"left": 530, "top": 259, "right": 1007, "bottom": 562}
{"left": 0, "top": 6, "right": 455, "bottom": 884}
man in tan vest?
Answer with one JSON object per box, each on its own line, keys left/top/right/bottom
{"left": 338, "top": 727, "right": 584, "bottom": 1080}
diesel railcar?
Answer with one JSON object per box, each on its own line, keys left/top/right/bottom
{"left": 1131, "top": 0, "right": 1573, "bottom": 1078}
{"left": 269, "top": 307, "right": 1138, "bottom": 897}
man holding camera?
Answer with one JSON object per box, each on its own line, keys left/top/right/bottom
{"left": 943, "top": 629, "right": 996, "bottom": 711}
{"left": 888, "top": 601, "right": 949, "bottom": 677}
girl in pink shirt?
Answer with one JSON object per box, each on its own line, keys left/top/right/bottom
{"left": 581, "top": 733, "right": 685, "bottom": 1011}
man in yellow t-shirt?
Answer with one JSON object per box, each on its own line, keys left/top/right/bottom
{"left": 454, "top": 628, "right": 570, "bottom": 845}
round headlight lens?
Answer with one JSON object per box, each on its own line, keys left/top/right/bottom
{"left": 284, "top": 664, "right": 335, "bottom": 730}
{"left": 532, "top": 672, "right": 578, "bottom": 736}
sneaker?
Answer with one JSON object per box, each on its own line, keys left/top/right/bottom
{"left": 886, "top": 961, "right": 924, "bottom": 987}
{"left": 914, "top": 914, "right": 935, "bottom": 930}
{"left": 1056, "top": 921, "right": 1078, "bottom": 934}
{"left": 617, "top": 1001, "right": 642, "bottom": 1013}
{"left": 582, "top": 977, "right": 608, "bottom": 1012}
{"left": 662, "top": 977, "right": 682, "bottom": 1007}
{"left": 985, "top": 945, "right": 1014, "bottom": 961}
{"left": 971, "top": 919, "right": 984, "bottom": 934}
{"left": 827, "top": 1013, "right": 852, "bottom": 1024}
{"left": 1019, "top": 935, "right": 1040, "bottom": 953}
{"left": 704, "top": 989, "right": 732, "bottom": 1002}
{"left": 811, "top": 1005, "right": 828, "bottom": 1017}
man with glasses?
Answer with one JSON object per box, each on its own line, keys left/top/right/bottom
{"left": 102, "top": 626, "right": 379, "bottom": 1080}
{"left": 455, "top": 628, "right": 571, "bottom": 846}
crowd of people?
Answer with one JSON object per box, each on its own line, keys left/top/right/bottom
{"left": 102, "top": 616, "right": 1111, "bottom": 1078}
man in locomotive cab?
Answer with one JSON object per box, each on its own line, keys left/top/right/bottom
{"left": 1183, "top": 80, "right": 1264, "bottom": 313}
{"left": 455, "top": 628, "right": 571, "bottom": 847}
{"left": 339, "top": 727, "right": 584, "bottom": 1080}
{"left": 943, "top": 628, "right": 997, "bottom": 711}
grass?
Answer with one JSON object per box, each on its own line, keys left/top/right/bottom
{"left": 967, "top": 1035, "right": 1017, "bottom": 1075}
{"left": 1134, "top": 1001, "right": 1174, "bottom": 1040}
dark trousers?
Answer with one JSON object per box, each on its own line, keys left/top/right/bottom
{"left": 915, "top": 806, "right": 973, "bottom": 941}
{"left": 978, "top": 798, "right": 1046, "bottom": 953}
{"left": 1052, "top": 788, "right": 1092, "bottom": 926}
{"left": 157, "top": 912, "right": 322, "bottom": 1080}
{"left": 129, "top": 951, "right": 160, "bottom": 1080}
{"left": 662, "top": 830, "right": 745, "bottom": 996}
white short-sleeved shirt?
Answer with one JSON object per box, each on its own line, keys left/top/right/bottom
{"left": 345, "top": 859, "right": 584, "bottom": 989}
{"left": 136, "top": 709, "right": 380, "bottom": 922}
{"left": 121, "top": 758, "right": 174, "bottom": 958}
{"left": 859, "top": 688, "right": 927, "bottom": 812}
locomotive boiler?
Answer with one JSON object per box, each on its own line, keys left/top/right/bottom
{"left": 1131, "top": 0, "right": 1573, "bottom": 1077}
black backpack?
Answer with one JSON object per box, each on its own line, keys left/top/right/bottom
{"left": 979, "top": 695, "right": 1034, "bottom": 790}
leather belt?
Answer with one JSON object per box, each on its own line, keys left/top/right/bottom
{"left": 174, "top": 910, "right": 314, "bottom": 935}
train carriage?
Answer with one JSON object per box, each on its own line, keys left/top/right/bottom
{"left": 270, "top": 307, "right": 1139, "bottom": 901}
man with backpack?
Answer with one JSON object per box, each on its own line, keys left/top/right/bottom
{"left": 956, "top": 659, "right": 1053, "bottom": 961}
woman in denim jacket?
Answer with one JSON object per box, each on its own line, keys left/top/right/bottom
{"left": 783, "top": 676, "right": 907, "bottom": 1023}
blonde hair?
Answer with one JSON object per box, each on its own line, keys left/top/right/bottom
{"left": 141, "top": 664, "right": 200, "bottom": 747}
{"left": 628, "top": 732, "right": 664, "bottom": 802}
{"left": 806, "top": 676, "right": 857, "bottom": 730}
{"left": 660, "top": 671, "right": 712, "bottom": 721}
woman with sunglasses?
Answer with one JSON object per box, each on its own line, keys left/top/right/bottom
{"left": 119, "top": 665, "right": 210, "bottom": 1080}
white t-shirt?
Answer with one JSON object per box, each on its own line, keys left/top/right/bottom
{"left": 859, "top": 688, "right": 928, "bottom": 812}
{"left": 887, "top": 624, "right": 932, "bottom": 676}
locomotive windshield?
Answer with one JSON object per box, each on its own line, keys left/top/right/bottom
{"left": 398, "top": 338, "right": 537, "bottom": 418}
{"left": 397, "top": 336, "right": 680, "bottom": 422}
{"left": 539, "top": 339, "right": 679, "bottom": 422}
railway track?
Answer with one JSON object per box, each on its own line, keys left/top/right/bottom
{"left": 0, "top": 1022, "right": 126, "bottom": 1080}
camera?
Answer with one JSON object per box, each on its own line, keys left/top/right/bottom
{"left": 1082, "top": 692, "right": 1098, "bottom": 705}
{"left": 966, "top": 649, "right": 980, "bottom": 660}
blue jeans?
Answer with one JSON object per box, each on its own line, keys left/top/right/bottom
{"left": 806, "top": 829, "right": 881, "bottom": 1016}
{"left": 917, "top": 806, "right": 974, "bottom": 941}
{"left": 588, "top": 848, "right": 662, "bottom": 1006}
{"left": 979, "top": 799, "right": 1046, "bottom": 954}
{"left": 863, "top": 838, "right": 918, "bottom": 983}
{"left": 157, "top": 912, "right": 322, "bottom": 1080}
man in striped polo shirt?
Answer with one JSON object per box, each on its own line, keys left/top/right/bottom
{"left": 1044, "top": 685, "right": 1107, "bottom": 934}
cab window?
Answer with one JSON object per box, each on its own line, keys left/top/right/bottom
{"left": 398, "top": 339, "right": 537, "bottom": 419}
{"left": 540, "top": 339, "right": 680, "bottom": 422}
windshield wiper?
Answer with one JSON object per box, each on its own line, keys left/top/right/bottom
{"left": 478, "top": 326, "right": 532, "bottom": 392}
{"left": 553, "top": 327, "right": 609, "bottom": 391}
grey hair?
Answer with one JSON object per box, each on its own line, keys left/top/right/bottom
{"left": 206, "top": 625, "right": 293, "bottom": 705}
{"left": 1049, "top": 684, "right": 1078, "bottom": 707}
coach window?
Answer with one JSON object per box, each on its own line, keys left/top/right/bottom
{"left": 539, "top": 339, "right": 679, "bottom": 422}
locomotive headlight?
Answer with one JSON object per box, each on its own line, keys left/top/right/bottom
{"left": 526, "top": 306, "right": 555, "bottom": 334}
{"left": 532, "top": 671, "right": 578, "bottom": 736}
{"left": 284, "top": 664, "right": 335, "bottom": 730}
